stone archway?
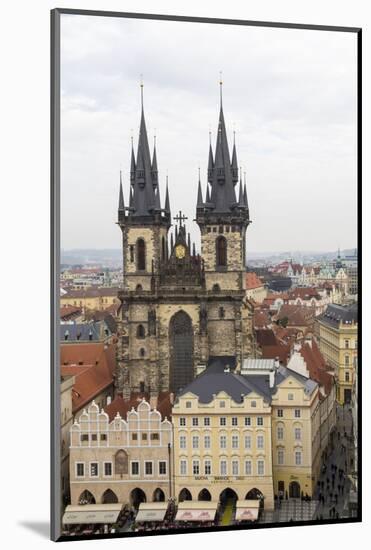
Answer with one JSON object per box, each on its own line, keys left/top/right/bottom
{"left": 130, "top": 488, "right": 146, "bottom": 509}
{"left": 219, "top": 488, "right": 238, "bottom": 504}
{"left": 169, "top": 311, "right": 194, "bottom": 393}
{"left": 289, "top": 481, "right": 301, "bottom": 499}
{"left": 179, "top": 488, "right": 192, "bottom": 502}
{"left": 153, "top": 488, "right": 165, "bottom": 502}
{"left": 102, "top": 489, "right": 118, "bottom": 504}
{"left": 245, "top": 488, "right": 264, "bottom": 509}
{"left": 198, "top": 488, "right": 212, "bottom": 501}
{"left": 78, "top": 490, "right": 95, "bottom": 505}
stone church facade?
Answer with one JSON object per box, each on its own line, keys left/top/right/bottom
{"left": 116, "top": 90, "right": 255, "bottom": 399}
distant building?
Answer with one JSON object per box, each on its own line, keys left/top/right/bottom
{"left": 245, "top": 272, "right": 267, "bottom": 304}
{"left": 316, "top": 303, "right": 358, "bottom": 404}
{"left": 60, "top": 287, "right": 121, "bottom": 313}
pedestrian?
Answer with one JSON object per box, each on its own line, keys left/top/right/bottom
{"left": 336, "top": 511, "right": 339, "bottom": 519}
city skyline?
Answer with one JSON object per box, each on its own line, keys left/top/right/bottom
{"left": 60, "top": 15, "right": 357, "bottom": 253}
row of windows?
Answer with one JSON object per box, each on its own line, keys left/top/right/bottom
{"left": 276, "top": 427, "right": 302, "bottom": 440}
{"left": 277, "top": 450, "right": 302, "bottom": 466}
{"left": 76, "top": 460, "right": 167, "bottom": 478}
{"left": 185, "top": 400, "right": 259, "bottom": 409}
{"left": 179, "top": 416, "right": 264, "bottom": 426}
{"left": 179, "top": 458, "right": 265, "bottom": 477}
{"left": 277, "top": 409, "right": 301, "bottom": 418}
{"left": 80, "top": 432, "right": 160, "bottom": 443}
{"left": 179, "top": 434, "right": 265, "bottom": 450}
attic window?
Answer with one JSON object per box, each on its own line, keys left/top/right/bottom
{"left": 220, "top": 401, "right": 225, "bottom": 408}
{"left": 78, "top": 361, "right": 83, "bottom": 366}
{"left": 251, "top": 400, "right": 257, "bottom": 408}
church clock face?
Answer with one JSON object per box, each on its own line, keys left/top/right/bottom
{"left": 175, "top": 244, "right": 186, "bottom": 259}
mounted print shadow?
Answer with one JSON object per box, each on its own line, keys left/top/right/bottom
{"left": 51, "top": 8, "right": 361, "bottom": 542}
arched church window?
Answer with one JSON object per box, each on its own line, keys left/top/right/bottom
{"left": 139, "top": 348, "right": 145, "bottom": 357}
{"left": 216, "top": 236, "right": 227, "bottom": 267}
{"left": 161, "top": 236, "right": 166, "bottom": 261}
{"left": 135, "top": 284, "right": 143, "bottom": 293}
{"left": 212, "top": 284, "right": 221, "bottom": 292}
{"left": 136, "top": 324, "right": 145, "bottom": 339}
{"left": 219, "top": 306, "right": 225, "bottom": 319}
{"left": 137, "top": 239, "right": 146, "bottom": 271}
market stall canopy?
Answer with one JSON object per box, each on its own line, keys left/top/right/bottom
{"left": 175, "top": 501, "right": 218, "bottom": 522}
{"left": 235, "top": 500, "right": 259, "bottom": 522}
{"left": 135, "top": 502, "right": 168, "bottom": 522}
{"left": 62, "top": 504, "right": 122, "bottom": 525}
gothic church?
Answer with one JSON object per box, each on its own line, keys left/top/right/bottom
{"left": 116, "top": 87, "right": 255, "bottom": 400}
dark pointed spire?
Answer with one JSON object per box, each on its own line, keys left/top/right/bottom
{"left": 206, "top": 184, "right": 211, "bottom": 203}
{"left": 151, "top": 133, "right": 158, "bottom": 187}
{"left": 154, "top": 186, "right": 161, "bottom": 210}
{"left": 118, "top": 170, "right": 125, "bottom": 211}
{"left": 197, "top": 167, "right": 203, "bottom": 209}
{"left": 209, "top": 97, "right": 236, "bottom": 211}
{"left": 244, "top": 171, "right": 249, "bottom": 213}
{"left": 207, "top": 133, "right": 214, "bottom": 183}
{"left": 238, "top": 171, "right": 244, "bottom": 207}
{"left": 129, "top": 186, "right": 134, "bottom": 209}
{"left": 231, "top": 130, "right": 238, "bottom": 184}
{"left": 165, "top": 174, "right": 171, "bottom": 215}
{"left": 130, "top": 79, "right": 157, "bottom": 217}
{"left": 130, "top": 135, "right": 136, "bottom": 184}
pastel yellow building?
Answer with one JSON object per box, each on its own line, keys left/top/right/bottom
{"left": 172, "top": 364, "right": 274, "bottom": 511}
{"left": 316, "top": 303, "right": 358, "bottom": 404}
{"left": 61, "top": 287, "right": 120, "bottom": 312}
{"left": 271, "top": 370, "right": 321, "bottom": 499}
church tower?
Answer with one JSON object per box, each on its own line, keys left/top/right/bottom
{"left": 116, "top": 82, "right": 255, "bottom": 401}
{"left": 195, "top": 81, "right": 253, "bottom": 367}
{"left": 196, "top": 81, "right": 250, "bottom": 292}
{"left": 116, "top": 84, "right": 171, "bottom": 399}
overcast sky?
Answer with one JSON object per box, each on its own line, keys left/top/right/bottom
{"left": 60, "top": 14, "right": 357, "bottom": 254}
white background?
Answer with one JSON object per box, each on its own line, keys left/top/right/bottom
{"left": 0, "top": 0, "right": 368, "bottom": 548}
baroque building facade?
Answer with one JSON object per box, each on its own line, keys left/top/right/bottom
{"left": 116, "top": 90, "right": 255, "bottom": 399}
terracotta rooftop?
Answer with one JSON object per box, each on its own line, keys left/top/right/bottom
{"left": 300, "top": 340, "right": 334, "bottom": 395}
{"left": 276, "top": 304, "right": 315, "bottom": 327}
{"left": 260, "top": 343, "right": 291, "bottom": 365}
{"left": 60, "top": 342, "right": 116, "bottom": 413}
{"left": 246, "top": 272, "right": 264, "bottom": 290}
{"left": 104, "top": 391, "right": 173, "bottom": 422}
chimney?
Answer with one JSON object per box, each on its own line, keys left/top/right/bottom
{"left": 169, "top": 392, "right": 175, "bottom": 405}
{"left": 269, "top": 368, "right": 276, "bottom": 388}
{"left": 106, "top": 396, "right": 112, "bottom": 405}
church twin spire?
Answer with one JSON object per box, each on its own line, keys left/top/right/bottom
{"left": 118, "top": 79, "right": 249, "bottom": 224}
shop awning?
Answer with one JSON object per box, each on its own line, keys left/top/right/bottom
{"left": 235, "top": 500, "right": 259, "bottom": 522}
{"left": 62, "top": 504, "right": 122, "bottom": 525}
{"left": 175, "top": 501, "right": 218, "bottom": 522}
{"left": 135, "top": 502, "right": 168, "bottom": 523}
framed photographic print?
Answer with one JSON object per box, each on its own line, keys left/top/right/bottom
{"left": 51, "top": 9, "right": 361, "bottom": 542}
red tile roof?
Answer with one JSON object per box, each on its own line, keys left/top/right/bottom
{"left": 104, "top": 392, "right": 173, "bottom": 422}
{"left": 261, "top": 343, "right": 291, "bottom": 365}
{"left": 255, "top": 329, "right": 278, "bottom": 347}
{"left": 60, "top": 342, "right": 116, "bottom": 413}
{"left": 246, "top": 272, "right": 264, "bottom": 290}
{"left": 276, "top": 304, "right": 315, "bottom": 327}
{"left": 300, "top": 340, "right": 334, "bottom": 395}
